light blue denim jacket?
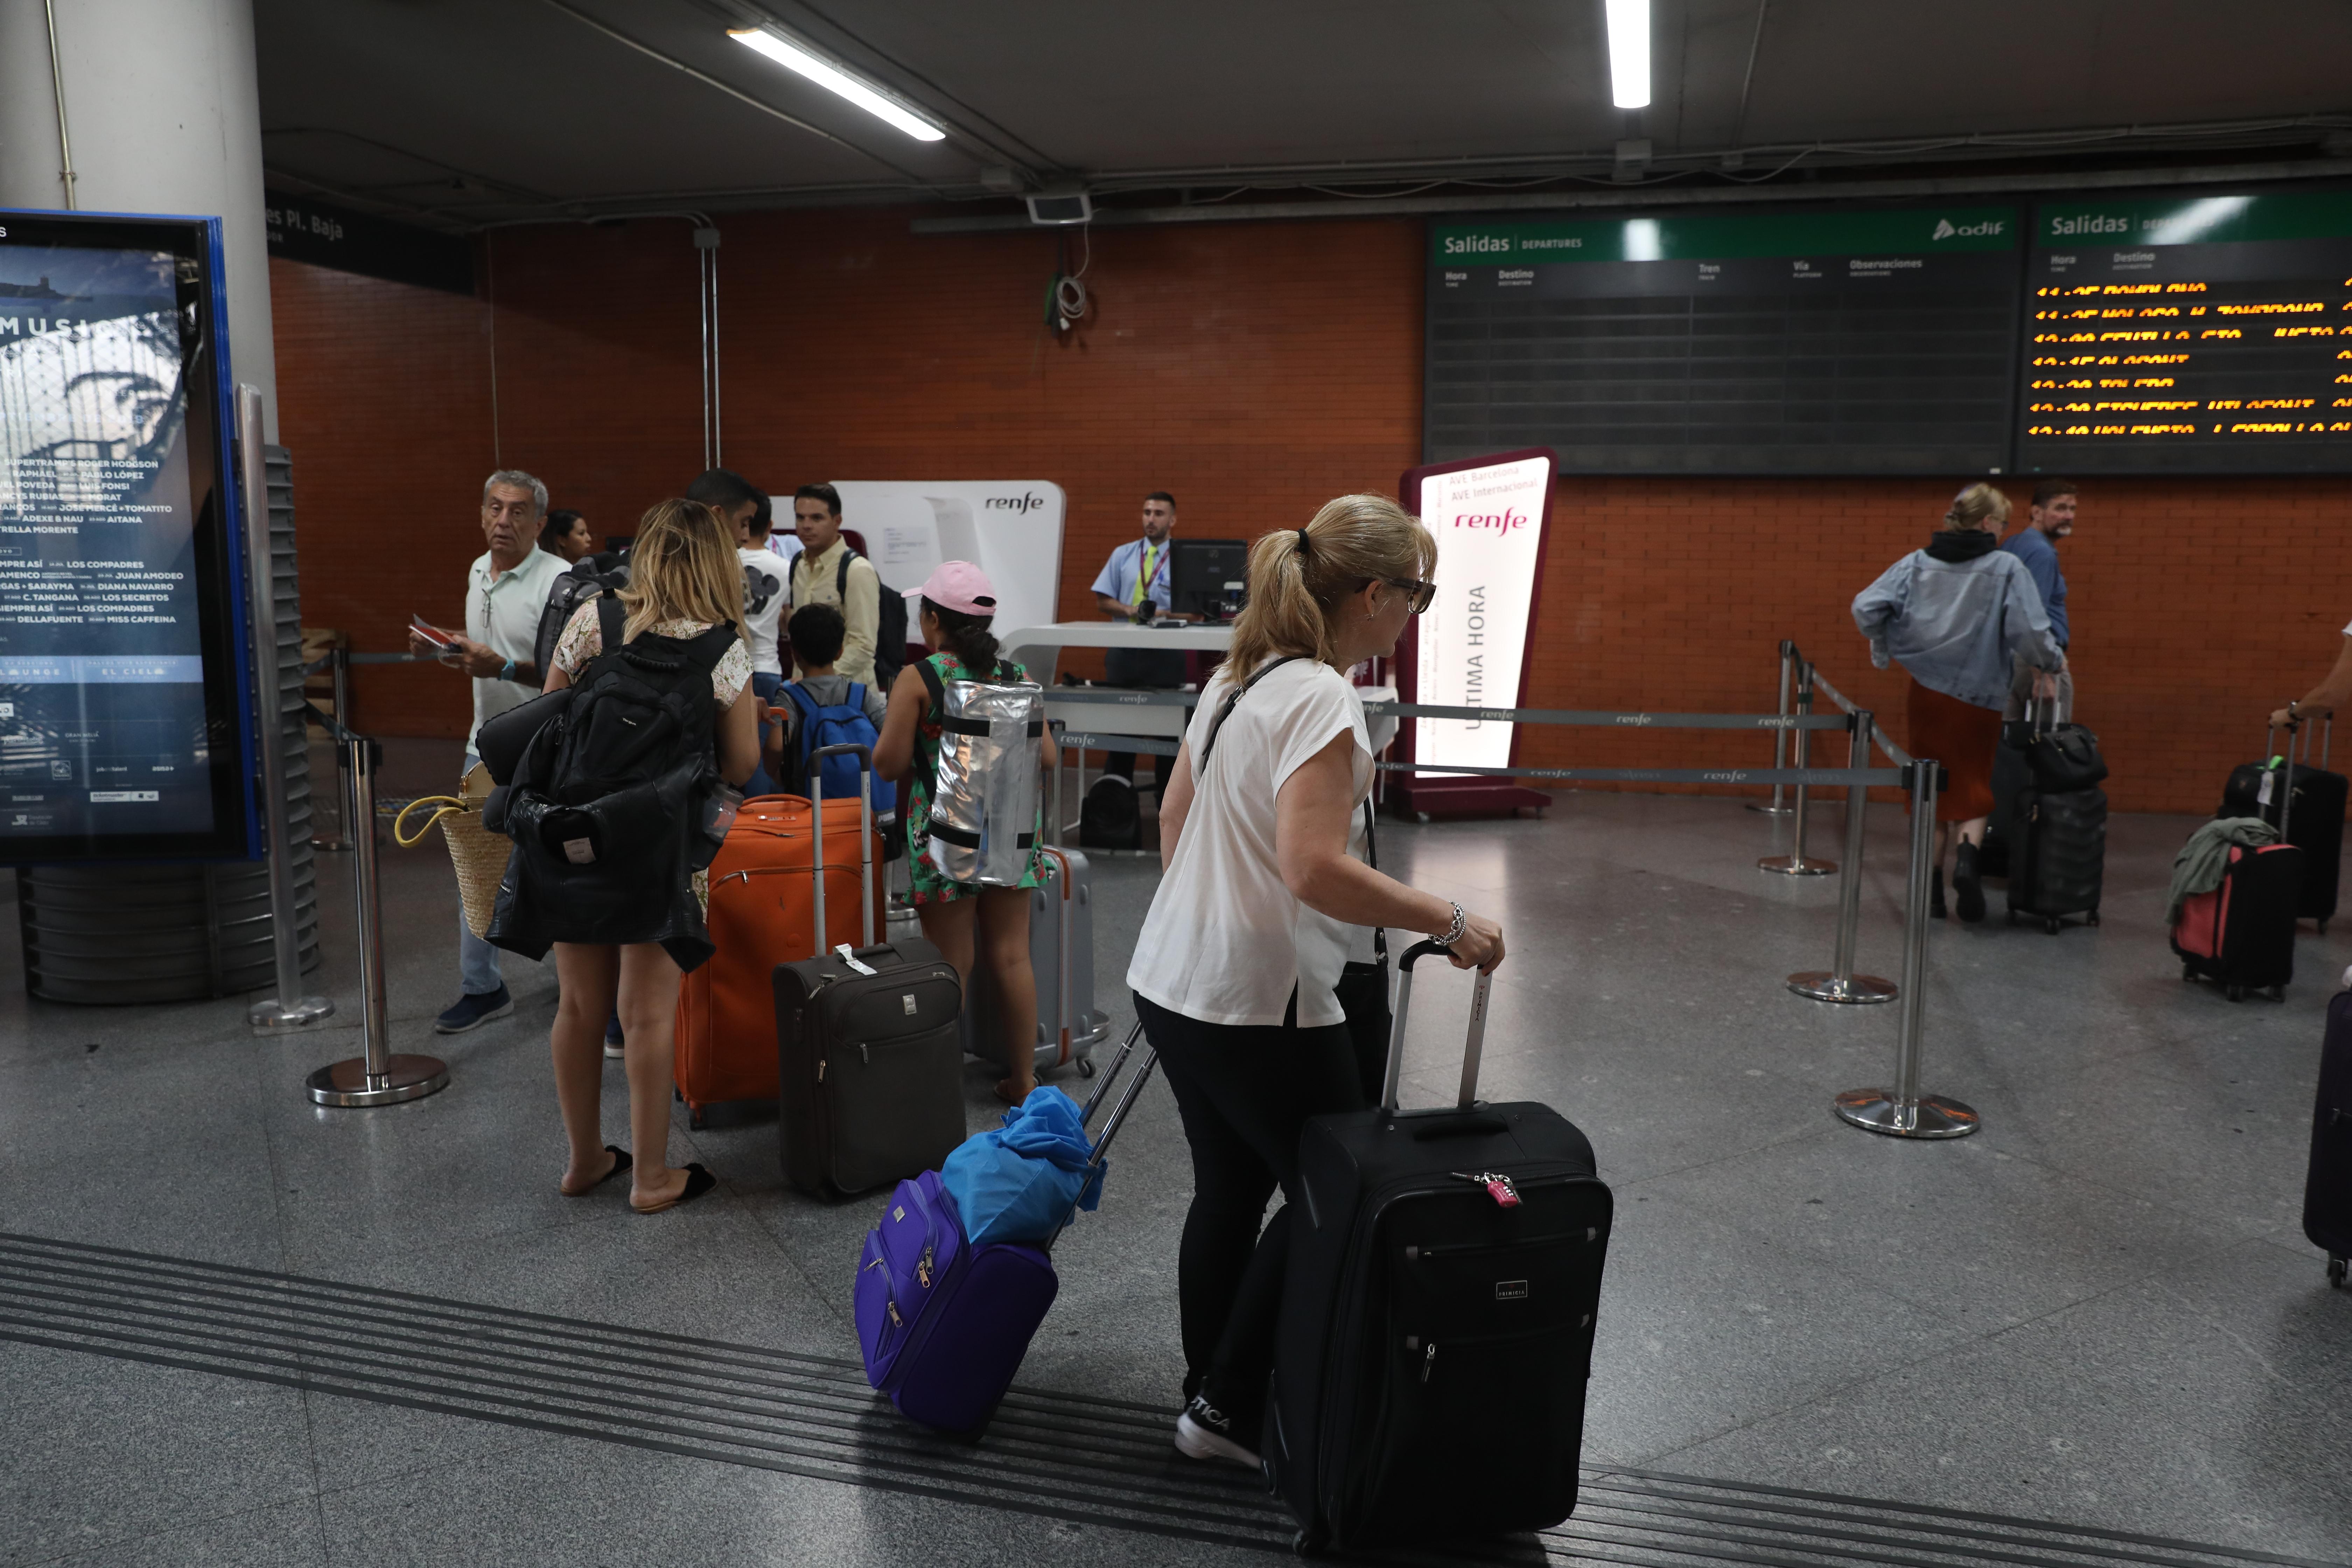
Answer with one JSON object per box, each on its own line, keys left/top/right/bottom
{"left": 1851, "top": 547, "right": 2064, "bottom": 712}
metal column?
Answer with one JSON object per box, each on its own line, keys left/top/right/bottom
{"left": 1789, "top": 710, "right": 1897, "bottom": 1004}
{"left": 1833, "top": 760, "right": 1978, "bottom": 1139}
{"left": 1747, "top": 640, "right": 1795, "bottom": 816}
{"left": 239, "top": 384, "right": 333, "bottom": 1033}
{"left": 307, "top": 736, "right": 449, "bottom": 1107}
{"left": 1758, "top": 662, "right": 1834, "bottom": 876}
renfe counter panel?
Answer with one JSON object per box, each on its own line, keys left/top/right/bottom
{"left": 1425, "top": 206, "right": 2021, "bottom": 475}
{"left": 2017, "top": 190, "right": 2352, "bottom": 474}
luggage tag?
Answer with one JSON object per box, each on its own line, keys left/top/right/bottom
{"left": 1451, "top": 1170, "right": 1521, "bottom": 1208}
{"left": 833, "top": 944, "right": 877, "bottom": 976}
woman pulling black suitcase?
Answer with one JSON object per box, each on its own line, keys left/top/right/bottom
{"left": 1125, "top": 495, "right": 1505, "bottom": 1468}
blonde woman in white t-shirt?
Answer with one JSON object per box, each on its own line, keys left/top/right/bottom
{"left": 1127, "top": 493, "right": 1506, "bottom": 1469}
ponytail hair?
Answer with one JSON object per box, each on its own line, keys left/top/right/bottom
{"left": 923, "top": 597, "right": 1000, "bottom": 675}
{"left": 1226, "top": 494, "right": 1436, "bottom": 671}
{"left": 1942, "top": 482, "right": 2010, "bottom": 532}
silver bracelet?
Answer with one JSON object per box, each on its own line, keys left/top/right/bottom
{"left": 1436, "top": 901, "right": 1466, "bottom": 947}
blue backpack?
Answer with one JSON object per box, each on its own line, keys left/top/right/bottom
{"left": 785, "top": 681, "right": 895, "bottom": 816}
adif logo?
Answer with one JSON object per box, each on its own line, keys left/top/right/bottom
{"left": 984, "top": 492, "right": 1046, "bottom": 512}
{"left": 1452, "top": 509, "right": 1527, "bottom": 532}
{"left": 1932, "top": 218, "right": 2005, "bottom": 240}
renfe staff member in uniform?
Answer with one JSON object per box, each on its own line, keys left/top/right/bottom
{"left": 412, "top": 468, "right": 568, "bottom": 1033}
{"left": 1091, "top": 490, "right": 1191, "bottom": 789}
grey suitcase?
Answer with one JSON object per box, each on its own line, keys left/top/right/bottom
{"left": 775, "top": 744, "right": 967, "bottom": 1199}
{"left": 967, "top": 844, "right": 1110, "bottom": 1078}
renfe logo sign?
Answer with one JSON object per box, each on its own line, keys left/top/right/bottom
{"left": 1413, "top": 453, "right": 1551, "bottom": 774}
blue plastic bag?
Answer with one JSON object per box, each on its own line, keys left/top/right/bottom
{"left": 937, "top": 1085, "right": 1105, "bottom": 1247}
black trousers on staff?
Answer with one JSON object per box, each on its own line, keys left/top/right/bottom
{"left": 1133, "top": 990, "right": 1365, "bottom": 1430}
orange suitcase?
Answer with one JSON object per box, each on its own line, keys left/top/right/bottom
{"left": 674, "top": 777, "right": 888, "bottom": 1125}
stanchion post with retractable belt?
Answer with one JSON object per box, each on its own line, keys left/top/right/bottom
{"left": 306, "top": 733, "right": 450, "bottom": 1107}
{"left": 1833, "top": 758, "right": 1977, "bottom": 1139}
{"left": 1759, "top": 663, "right": 1835, "bottom": 877}
{"left": 1748, "top": 640, "right": 1795, "bottom": 816}
{"left": 310, "top": 644, "right": 354, "bottom": 853}
{"left": 1788, "top": 710, "right": 1897, "bottom": 1004}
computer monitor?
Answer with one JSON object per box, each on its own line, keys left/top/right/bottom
{"left": 1170, "top": 539, "right": 1249, "bottom": 621}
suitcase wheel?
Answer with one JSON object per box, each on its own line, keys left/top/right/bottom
{"left": 2329, "top": 1255, "right": 2346, "bottom": 1288}
{"left": 689, "top": 1108, "right": 707, "bottom": 1130}
{"left": 2087, "top": 910, "right": 2101, "bottom": 927}
{"left": 2182, "top": 964, "right": 2195, "bottom": 982}
{"left": 2226, "top": 985, "right": 2245, "bottom": 1003}
{"left": 2271, "top": 986, "right": 2288, "bottom": 1003}
{"left": 1292, "top": 1528, "right": 1329, "bottom": 1558}
{"left": 2043, "top": 918, "right": 2063, "bottom": 936}
{"left": 1077, "top": 1057, "right": 1097, "bottom": 1078}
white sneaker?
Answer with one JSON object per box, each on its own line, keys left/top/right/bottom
{"left": 1174, "top": 1396, "right": 1261, "bottom": 1468}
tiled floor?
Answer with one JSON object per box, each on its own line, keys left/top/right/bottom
{"left": 1, "top": 741, "right": 2346, "bottom": 1564}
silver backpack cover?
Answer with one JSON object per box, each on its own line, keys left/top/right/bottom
{"left": 919, "top": 662, "right": 1045, "bottom": 886}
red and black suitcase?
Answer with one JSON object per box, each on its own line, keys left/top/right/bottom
{"left": 2219, "top": 720, "right": 2345, "bottom": 932}
{"left": 2171, "top": 841, "right": 2302, "bottom": 1001}
{"left": 1266, "top": 942, "right": 1612, "bottom": 1553}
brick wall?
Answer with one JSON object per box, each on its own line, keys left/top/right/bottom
{"left": 269, "top": 211, "right": 2352, "bottom": 812}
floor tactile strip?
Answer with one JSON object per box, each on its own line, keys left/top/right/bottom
{"left": 0, "top": 1232, "right": 2337, "bottom": 1568}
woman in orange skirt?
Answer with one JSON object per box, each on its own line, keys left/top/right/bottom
{"left": 1853, "top": 485, "right": 2066, "bottom": 921}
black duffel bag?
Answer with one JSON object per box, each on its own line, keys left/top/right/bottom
{"left": 2009, "top": 721, "right": 2108, "bottom": 792}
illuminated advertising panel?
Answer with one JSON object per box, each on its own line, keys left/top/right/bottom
{"left": 0, "top": 211, "right": 258, "bottom": 861}
{"left": 1395, "top": 449, "right": 1555, "bottom": 816}
{"left": 2017, "top": 189, "right": 2352, "bottom": 473}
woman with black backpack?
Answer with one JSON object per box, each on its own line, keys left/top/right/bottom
{"left": 502, "top": 498, "right": 761, "bottom": 1214}
{"left": 871, "top": 562, "right": 1056, "bottom": 1106}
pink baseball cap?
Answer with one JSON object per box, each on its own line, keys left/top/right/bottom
{"left": 903, "top": 560, "right": 998, "bottom": 617}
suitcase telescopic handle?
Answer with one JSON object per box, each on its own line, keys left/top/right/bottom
{"left": 1047, "top": 1020, "right": 1157, "bottom": 1250}
{"left": 1382, "top": 940, "right": 1493, "bottom": 1114}
{"left": 807, "top": 743, "right": 876, "bottom": 953}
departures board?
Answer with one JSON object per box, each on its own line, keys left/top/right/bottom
{"left": 2017, "top": 190, "right": 2352, "bottom": 474}
{"left": 1426, "top": 206, "right": 2022, "bottom": 475}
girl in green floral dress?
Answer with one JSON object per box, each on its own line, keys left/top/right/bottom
{"left": 872, "top": 562, "right": 1052, "bottom": 1104}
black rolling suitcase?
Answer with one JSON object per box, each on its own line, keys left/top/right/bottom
{"left": 2005, "top": 785, "right": 2106, "bottom": 933}
{"left": 1267, "top": 942, "right": 1612, "bottom": 1553}
{"left": 775, "top": 744, "right": 967, "bottom": 1199}
{"left": 2220, "top": 720, "right": 2345, "bottom": 931}
{"left": 2307, "top": 990, "right": 2352, "bottom": 1288}
{"left": 1999, "top": 699, "right": 2106, "bottom": 932}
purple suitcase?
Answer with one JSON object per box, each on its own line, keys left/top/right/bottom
{"left": 855, "top": 1023, "right": 1155, "bottom": 1435}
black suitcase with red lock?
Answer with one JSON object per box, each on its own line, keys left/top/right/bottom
{"left": 1266, "top": 942, "right": 1613, "bottom": 1554}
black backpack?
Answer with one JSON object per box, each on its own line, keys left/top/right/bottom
{"left": 509, "top": 596, "right": 734, "bottom": 868}
{"left": 533, "top": 552, "right": 630, "bottom": 681}
{"left": 801, "top": 547, "right": 906, "bottom": 691}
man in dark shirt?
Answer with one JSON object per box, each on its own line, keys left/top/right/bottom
{"left": 2001, "top": 478, "right": 2075, "bottom": 720}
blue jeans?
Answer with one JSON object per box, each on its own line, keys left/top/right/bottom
{"left": 458, "top": 751, "right": 504, "bottom": 996}
{"left": 744, "top": 670, "right": 786, "bottom": 798}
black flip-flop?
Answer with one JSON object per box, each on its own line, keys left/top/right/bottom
{"left": 562, "top": 1145, "right": 631, "bottom": 1197}
{"left": 632, "top": 1162, "right": 716, "bottom": 1215}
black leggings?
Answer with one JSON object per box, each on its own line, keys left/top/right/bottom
{"left": 1134, "top": 991, "right": 1366, "bottom": 1425}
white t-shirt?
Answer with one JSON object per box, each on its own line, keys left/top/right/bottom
{"left": 1127, "top": 658, "right": 1373, "bottom": 1027}
{"left": 463, "top": 546, "right": 568, "bottom": 751}
{"left": 741, "top": 547, "right": 790, "bottom": 676}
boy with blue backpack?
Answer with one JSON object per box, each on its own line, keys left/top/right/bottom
{"left": 773, "top": 603, "right": 894, "bottom": 816}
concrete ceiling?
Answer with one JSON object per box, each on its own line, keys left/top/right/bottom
{"left": 254, "top": 0, "right": 2352, "bottom": 230}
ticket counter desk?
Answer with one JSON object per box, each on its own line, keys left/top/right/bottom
{"left": 999, "top": 622, "right": 1398, "bottom": 836}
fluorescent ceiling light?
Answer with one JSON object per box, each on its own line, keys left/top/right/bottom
{"left": 728, "top": 28, "right": 945, "bottom": 141}
{"left": 1604, "top": 0, "right": 1650, "bottom": 110}
{"left": 1623, "top": 217, "right": 1662, "bottom": 261}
